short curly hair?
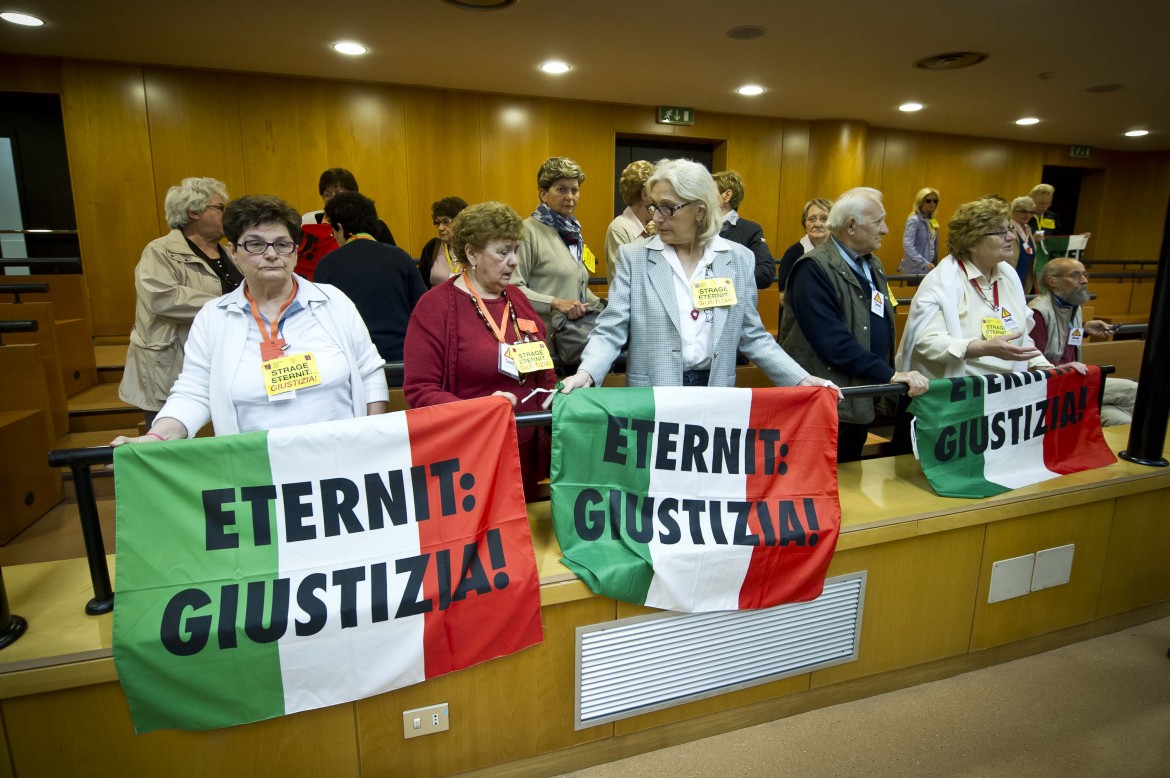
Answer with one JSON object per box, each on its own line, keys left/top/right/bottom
{"left": 947, "top": 198, "right": 1009, "bottom": 261}
{"left": 618, "top": 161, "right": 655, "bottom": 208}
{"left": 324, "top": 191, "right": 378, "bottom": 237}
{"left": 318, "top": 168, "right": 359, "bottom": 196}
{"left": 223, "top": 195, "right": 302, "bottom": 245}
{"left": 801, "top": 198, "right": 833, "bottom": 228}
{"left": 164, "top": 177, "right": 228, "bottom": 229}
{"left": 449, "top": 202, "right": 525, "bottom": 266}
{"left": 431, "top": 196, "right": 468, "bottom": 221}
{"left": 712, "top": 170, "right": 745, "bottom": 210}
{"left": 536, "top": 157, "right": 585, "bottom": 190}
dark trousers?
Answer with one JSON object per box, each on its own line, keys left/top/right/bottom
{"left": 837, "top": 422, "right": 870, "bottom": 462}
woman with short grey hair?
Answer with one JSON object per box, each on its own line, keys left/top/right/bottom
{"left": 119, "top": 176, "right": 243, "bottom": 425}
{"left": 552, "top": 158, "right": 837, "bottom": 399}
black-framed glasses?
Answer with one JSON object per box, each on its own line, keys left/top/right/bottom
{"left": 923, "top": 198, "right": 939, "bottom": 204}
{"left": 204, "top": 203, "right": 225, "bottom": 212}
{"left": 239, "top": 239, "right": 296, "bottom": 256}
{"left": 647, "top": 200, "right": 699, "bottom": 217}
{"left": 984, "top": 229, "right": 1013, "bottom": 239}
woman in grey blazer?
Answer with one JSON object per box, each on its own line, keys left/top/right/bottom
{"left": 553, "top": 159, "right": 839, "bottom": 397}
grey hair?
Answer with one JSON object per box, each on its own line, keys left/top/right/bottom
{"left": 1011, "top": 195, "right": 1036, "bottom": 213}
{"left": 1029, "top": 183, "right": 1055, "bottom": 199}
{"left": 828, "top": 187, "right": 883, "bottom": 232}
{"left": 646, "top": 158, "right": 722, "bottom": 243}
{"left": 164, "top": 177, "right": 229, "bottom": 229}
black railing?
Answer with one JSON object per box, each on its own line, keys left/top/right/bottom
{"left": 43, "top": 372, "right": 1117, "bottom": 615}
{"left": 0, "top": 282, "right": 50, "bottom": 302}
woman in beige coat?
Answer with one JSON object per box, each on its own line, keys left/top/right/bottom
{"left": 119, "top": 177, "right": 242, "bottom": 425}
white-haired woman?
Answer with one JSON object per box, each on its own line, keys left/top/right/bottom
{"left": 120, "top": 177, "right": 242, "bottom": 426}
{"left": 1009, "top": 195, "right": 1038, "bottom": 292}
{"left": 553, "top": 159, "right": 835, "bottom": 397}
{"left": 897, "top": 187, "right": 940, "bottom": 274}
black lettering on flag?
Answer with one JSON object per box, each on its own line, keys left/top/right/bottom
{"left": 603, "top": 415, "right": 628, "bottom": 465}
{"left": 330, "top": 567, "right": 365, "bottom": 628}
{"left": 712, "top": 427, "right": 740, "bottom": 474}
{"left": 759, "top": 429, "right": 781, "bottom": 475}
{"left": 370, "top": 562, "right": 389, "bottom": 622}
{"left": 682, "top": 499, "right": 706, "bottom": 543}
{"left": 734, "top": 504, "right": 760, "bottom": 546}
{"left": 949, "top": 377, "right": 967, "bottom": 402}
{"left": 203, "top": 487, "right": 238, "bottom": 550}
{"left": 485, "top": 528, "right": 510, "bottom": 589}
{"left": 935, "top": 425, "right": 958, "bottom": 462}
{"left": 218, "top": 583, "right": 239, "bottom": 649}
{"left": 283, "top": 481, "right": 316, "bottom": 542}
{"left": 574, "top": 489, "right": 604, "bottom": 540}
{"left": 160, "top": 588, "right": 212, "bottom": 656}
{"left": 609, "top": 489, "right": 622, "bottom": 540}
{"left": 244, "top": 578, "right": 290, "bottom": 642}
{"left": 778, "top": 502, "right": 808, "bottom": 546}
{"left": 708, "top": 500, "right": 728, "bottom": 545}
{"left": 395, "top": 554, "right": 432, "bottom": 617}
{"left": 453, "top": 540, "right": 493, "bottom": 601}
{"left": 626, "top": 492, "right": 654, "bottom": 543}
{"left": 804, "top": 498, "right": 821, "bottom": 546}
{"left": 321, "top": 477, "right": 363, "bottom": 537}
{"left": 430, "top": 458, "right": 460, "bottom": 517}
{"left": 681, "top": 424, "right": 709, "bottom": 472}
{"left": 630, "top": 418, "right": 655, "bottom": 469}
{"left": 411, "top": 464, "right": 430, "bottom": 521}
{"left": 745, "top": 429, "right": 757, "bottom": 475}
{"left": 657, "top": 498, "right": 681, "bottom": 544}
{"left": 295, "top": 573, "right": 328, "bottom": 636}
{"left": 436, "top": 548, "right": 452, "bottom": 611}
{"left": 241, "top": 484, "right": 276, "bottom": 546}
{"left": 365, "top": 471, "right": 408, "bottom": 529}
{"left": 656, "top": 422, "right": 680, "bottom": 470}
{"left": 753, "top": 501, "right": 775, "bottom": 545}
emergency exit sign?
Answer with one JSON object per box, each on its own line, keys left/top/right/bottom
{"left": 657, "top": 106, "right": 695, "bottom": 126}
{"left": 1070, "top": 145, "right": 1092, "bottom": 159}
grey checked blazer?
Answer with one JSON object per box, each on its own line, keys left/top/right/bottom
{"left": 578, "top": 236, "right": 809, "bottom": 387}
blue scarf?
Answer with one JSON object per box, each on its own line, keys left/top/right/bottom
{"left": 533, "top": 203, "right": 582, "bottom": 245}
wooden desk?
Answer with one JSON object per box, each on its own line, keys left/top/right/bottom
{"left": 3, "top": 425, "right": 1169, "bottom": 777}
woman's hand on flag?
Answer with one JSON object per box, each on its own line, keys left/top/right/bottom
{"left": 892, "top": 371, "right": 930, "bottom": 396}
{"left": 1057, "top": 361, "right": 1089, "bottom": 375}
{"left": 797, "top": 375, "right": 844, "bottom": 401}
{"left": 543, "top": 371, "right": 594, "bottom": 409}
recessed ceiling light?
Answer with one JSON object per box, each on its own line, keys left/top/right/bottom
{"left": 1015, "top": 117, "right": 1040, "bottom": 126}
{"left": 540, "top": 61, "right": 571, "bottom": 75}
{"left": 332, "top": 41, "right": 368, "bottom": 56}
{"left": 1125, "top": 130, "right": 1150, "bottom": 137}
{"left": 899, "top": 102, "right": 924, "bottom": 112}
{"left": 0, "top": 12, "right": 44, "bottom": 26}
{"left": 736, "top": 85, "right": 765, "bottom": 96}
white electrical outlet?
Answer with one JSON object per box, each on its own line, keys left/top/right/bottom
{"left": 403, "top": 703, "right": 449, "bottom": 739}
{"left": 1032, "top": 544, "right": 1075, "bottom": 591}
{"left": 989, "top": 554, "right": 1035, "bottom": 603}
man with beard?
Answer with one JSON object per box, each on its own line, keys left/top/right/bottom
{"left": 1029, "top": 257, "right": 1137, "bottom": 426}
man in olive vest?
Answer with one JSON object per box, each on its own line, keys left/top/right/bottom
{"left": 779, "top": 187, "right": 928, "bottom": 461}
{"left": 1028, "top": 258, "right": 1136, "bottom": 426}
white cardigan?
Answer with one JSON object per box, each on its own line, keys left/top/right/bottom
{"left": 158, "top": 276, "right": 388, "bottom": 436}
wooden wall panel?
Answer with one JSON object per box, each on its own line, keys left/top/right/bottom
{"left": 59, "top": 60, "right": 158, "bottom": 338}
{"left": 969, "top": 501, "right": 1113, "bottom": 651}
{"left": 322, "top": 82, "right": 411, "bottom": 252}
{"left": 479, "top": 95, "right": 550, "bottom": 219}
{"left": 0, "top": 54, "right": 61, "bottom": 93}
{"left": 875, "top": 129, "right": 929, "bottom": 273}
{"left": 403, "top": 88, "right": 484, "bottom": 255}
{"left": 1093, "top": 152, "right": 1170, "bottom": 260}
{"left": 549, "top": 100, "right": 616, "bottom": 261}
{"left": 143, "top": 67, "right": 247, "bottom": 233}
{"left": 811, "top": 525, "right": 984, "bottom": 687}
{"left": 236, "top": 74, "right": 329, "bottom": 214}
{"left": 776, "top": 120, "right": 810, "bottom": 249}
{"left": 806, "top": 120, "right": 868, "bottom": 202}
{"left": 3, "top": 682, "right": 360, "bottom": 778}
{"left": 356, "top": 598, "right": 614, "bottom": 776}
{"left": 1096, "top": 489, "right": 1170, "bottom": 616}
{"left": 611, "top": 104, "right": 666, "bottom": 137}
{"left": 723, "top": 115, "right": 785, "bottom": 250}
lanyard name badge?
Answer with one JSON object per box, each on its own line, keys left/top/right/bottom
{"left": 691, "top": 277, "right": 736, "bottom": 309}
{"left": 249, "top": 280, "right": 322, "bottom": 400}
{"left": 1068, "top": 326, "right": 1083, "bottom": 347}
{"left": 957, "top": 259, "right": 1008, "bottom": 340}
{"left": 463, "top": 272, "right": 552, "bottom": 381}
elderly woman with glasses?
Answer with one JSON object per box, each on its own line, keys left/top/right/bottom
{"left": 418, "top": 196, "right": 469, "bottom": 289}
{"left": 897, "top": 187, "right": 940, "bottom": 274}
{"left": 896, "top": 198, "right": 1085, "bottom": 380}
{"left": 112, "top": 195, "right": 388, "bottom": 447}
{"left": 120, "top": 177, "right": 242, "bottom": 427}
{"left": 777, "top": 198, "right": 833, "bottom": 293}
{"left": 552, "top": 158, "right": 836, "bottom": 398}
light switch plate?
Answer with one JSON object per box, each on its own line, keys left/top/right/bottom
{"left": 403, "top": 703, "right": 449, "bottom": 739}
{"left": 989, "top": 554, "right": 1035, "bottom": 603}
{"left": 1032, "top": 544, "right": 1075, "bottom": 591}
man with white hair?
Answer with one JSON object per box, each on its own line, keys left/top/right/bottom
{"left": 779, "top": 187, "right": 928, "bottom": 461}
{"left": 1029, "top": 257, "right": 1137, "bottom": 426}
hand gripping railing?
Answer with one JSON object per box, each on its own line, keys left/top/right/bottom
{"left": 43, "top": 371, "right": 1119, "bottom": 615}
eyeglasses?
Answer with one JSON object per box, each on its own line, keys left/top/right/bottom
{"left": 433, "top": 217, "right": 453, "bottom": 227}
{"left": 322, "top": 188, "right": 347, "bottom": 200}
{"left": 647, "top": 200, "right": 699, "bottom": 217}
{"left": 923, "top": 198, "right": 939, "bottom": 204}
{"left": 805, "top": 215, "right": 828, "bottom": 224}
{"left": 239, "top": 239, "right": 297, "bottom": 256}
{"left": 204, "top": 203, "right": 225, "bottom": 213}
{"left": 1055, "top": 271, "right": 1090, "bottom": 280}
{"left": 984, "top": 229, "right": 1013, "bottom": 239}
{"left": 1014, "top": 209, "right": 1036, "bottom": 215}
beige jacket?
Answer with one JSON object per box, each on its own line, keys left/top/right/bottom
{"left": 119, "top": 229, "right": 227, "bottom": 411}
{"left": 513, "top": 216, "right": 604, "bottom": 335}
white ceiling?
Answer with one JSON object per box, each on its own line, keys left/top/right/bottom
{"left": 2, "top": 0, "right": 1167, "bottom": 151}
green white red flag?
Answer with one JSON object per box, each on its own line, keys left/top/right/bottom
{"left": 113, "top": 397, "right": 542, "bottom": 733}
{"left": 910, "top": 366, "right": 1116, "bottom": 498}
{"left": 551, "top": 387, "right": 840, "bottom": 612}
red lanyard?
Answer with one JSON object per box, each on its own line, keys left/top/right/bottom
{"left": 462, "top": 271, "right": 516, "bottom": 344}
{"left": 956, "top": 259, "right": 999, "bottom": 311}
{"left": 246, "top": 280, "right": 299, "bottom": 361}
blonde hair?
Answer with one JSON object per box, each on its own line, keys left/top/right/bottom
{"left": 911, "top": 187, "right": 939, "bottom": 218}
{"left": 712, "top": 170, "right": 745, "bottom": 210}
{"left": 1029, "top": 183, "right": 1055, "bottom": 199}
{"left": 449, "top": 202, "right": 524, "bottom": 265}
{"left": 947, "top": 198, "right": 1009, "bottom": 260}
{"left": 618, "top": 161, "right": 655, "bottom": 208}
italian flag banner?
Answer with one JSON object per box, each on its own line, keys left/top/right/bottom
{"left": 113, "top": 397, "right": 542, "bottom": 733}
{"left": 551, "top": 387, "right": 840, "bottom": 613}
{"left": 910, "top": 366, "right": 1116, "bottom": 498}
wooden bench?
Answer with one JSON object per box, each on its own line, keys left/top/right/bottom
{"left": 756, "top": 287, "right": 781, "bottom": 334}
{"left": 1087, "top": 281, "right": 1134, "bottom": 318}
{"left": 0, "top": 301, "right": 97, "bottom": 396}
{"left": 1082, "top": 339, "right": 1144, "bottom": 381}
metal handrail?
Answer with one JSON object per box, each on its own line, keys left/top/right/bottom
{"left": 0, "top": 229, "right": 78, "bottom": 235}
{"left": 0, "top": 319, "right": 38, "bottom": 334}
{"left": 44, "top": 372, "right": 1115, "bottom": 615}
{"left": 0, "top": 283, "right": 50, "bottom": 303}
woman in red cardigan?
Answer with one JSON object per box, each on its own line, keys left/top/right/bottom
{"left": 404, "top": 201, "right": 557, "bottom": 501}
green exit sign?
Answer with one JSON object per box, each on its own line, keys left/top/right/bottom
{"left": 657, "top": 106, "right": 695, "bottom": 126}
{"left": 1070, "top": 145, "right": 1092, "bottom": 159}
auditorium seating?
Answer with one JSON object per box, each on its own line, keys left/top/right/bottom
{"left": 1082, "top": 339, "right": 1144, "bottom": 381}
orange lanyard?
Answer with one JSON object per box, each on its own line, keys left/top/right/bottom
{"left": 462, "top": 271, "right": 515, "bottom": 344}
{"left": 956, "top": 260, "right": 999, "bottom": 311}
{"left": 346, "top": 232, "right": 375, "bottom": 242}
{"left": 246, "top": 280, "right": 299, "bottom": 361}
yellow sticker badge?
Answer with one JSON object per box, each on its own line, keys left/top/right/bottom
{"left": 262, "top": 352, "right": 322, "bottom": 397}
{"left": 508, "top": 340, "right": 555, "bottom": 373}
{"left": 581, "top": 244, "right": 597, "bottom": 274}
{"left": 981, "top": 317, "right": 1007, "bottom": 340}
{"left": 692, "top": 277, "right": 737, "bottom": 309}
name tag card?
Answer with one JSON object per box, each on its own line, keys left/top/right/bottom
{"left": 692, "top": 277, "right": 736, "bottom": 309}
{"left": 581, "top": 244, "right": 597, "bottom": 273}
{"left": 870, "top": 290, "right": 886, "bottom": 317}
{"left": 263, "top": 352, "right": 321, "bottom": 398}
{"left": 1068, "top": 327, "right": 1083, "bottom": 347}
{"left": 981, "top": 317, "right": 1007, "bottom": 339}
{"left": 509, "top": 340, "right": 555, "bottom": 373}
{"left": 999, "top": 307, "right": 1020, "bottom": 331}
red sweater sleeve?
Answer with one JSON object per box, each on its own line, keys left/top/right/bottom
{"left": 403, "top": 287, "right": 463, "bottom": 408}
